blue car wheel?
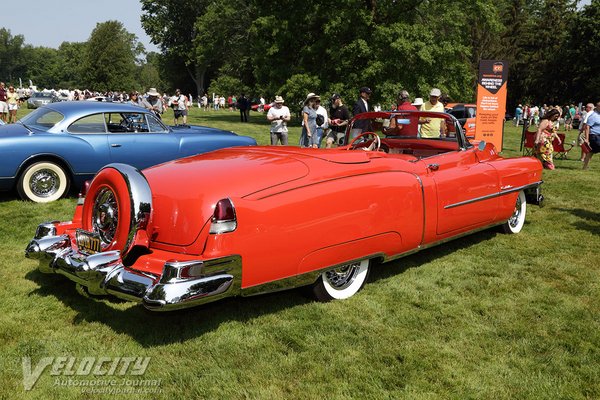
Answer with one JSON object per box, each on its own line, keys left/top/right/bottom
{"left": 17, "top": 161, "right": 71, "bottom": 203}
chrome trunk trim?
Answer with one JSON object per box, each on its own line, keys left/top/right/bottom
{"left": 26, "top": 223, "right": 241, "bottom": 311}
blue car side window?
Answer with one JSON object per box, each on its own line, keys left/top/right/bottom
{"left": 68, "top": 114, "right": 107, "bottom": 134}
{"left": 147, "top": 114, "right": 168, "bottom": 133}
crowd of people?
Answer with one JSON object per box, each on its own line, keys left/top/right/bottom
{"left": 265, "top": 86, "right": 449, "bottom": 148}
{"left": 1, "top": 81, "right": 597, "bottom": 170}
{"left": 263, "top": 87, "right": 599, "bottom": 172}
{"left": 515, "top": 103, "right": 584, "bottom": 131}
{"left": 515, "top": 102, "right": 600, "bottom": 170}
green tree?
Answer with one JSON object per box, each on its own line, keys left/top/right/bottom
{"left": 81, "top": 21, "right": 142, "bottom": 92}
{"left": 20, "top": 46, "right": 60, "bottom": 88}
{"left": 141, "top": 0, "right": 214, "bottom": 94}
{"left": 207, "top": 75, "right": 248, "bottom": 98}
{"left": 564, "top": 0, "right": 600, "bottom": 101}
{"left": 0, "top": 28, "right": 27, "bottom": 84}
{"left": 278, "top": 73, "right": 321, "bottom": 114}
{"left": 137, "top": 52, "right": 164, "bottom": 93}
{"left": 55, "top": 42, "right": 87, "bottom": 89}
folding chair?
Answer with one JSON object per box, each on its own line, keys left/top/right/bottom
{"left": 553, "top": 133, "right": 574, "bottom": 160}
{"left": 523, "top": 129, "right": 537, "bottom": 156}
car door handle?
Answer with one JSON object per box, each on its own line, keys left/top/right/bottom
{"left": 427, "top": 163, "right": 439, "bottom": 171}
{"left": 110, "top": 143, "right": 122, "bottom": 148}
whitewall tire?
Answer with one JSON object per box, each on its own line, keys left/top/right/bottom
{"left": 502, "top": 190, "right": 527, "bottom": 234}
{"left": 17, "top": 161, "right": 70, "bottom": 203}
{"left": 311, "top": 259, "right": 371, "bottom": 301}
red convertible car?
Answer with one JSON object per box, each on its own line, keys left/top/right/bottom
{"left": 26, "top": 111, "right": 544, "bottom": 311}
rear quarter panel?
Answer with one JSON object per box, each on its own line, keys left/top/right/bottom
{"left": 202, "top": 171, "right": 425, "bottom": 289}
{"left": 488, "top": 156, "right": 543, "bottom": 220}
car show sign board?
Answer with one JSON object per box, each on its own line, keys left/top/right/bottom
{"left": 474, "top": 60, "right": 508, "bottom": 152}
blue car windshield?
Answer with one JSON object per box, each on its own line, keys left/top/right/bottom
{"left": 19, "top": 108, "right": 64, "bottom": 130}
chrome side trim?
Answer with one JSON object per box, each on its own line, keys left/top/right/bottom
{"left": 99, "top": 163, "right": 152, "bottom": 256}
{"left": 444, "top": 181, "right": 543, "bottom": 209}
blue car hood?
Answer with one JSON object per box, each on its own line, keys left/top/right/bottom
{"left": 0, "top": 123, "right": 33, "bottom": 138}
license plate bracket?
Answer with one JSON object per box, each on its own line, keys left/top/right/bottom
{"left": 75, "top": 229, "right": 102, "bottom": 255}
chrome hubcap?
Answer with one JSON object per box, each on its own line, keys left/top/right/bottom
{"left": 30, "top": 169, "right": 60, "bottom": 197}
{"left": 508, "top": 196, "right": 522, "bottom": 228}
{"left": 325, "top": 263, "right": 361, "bottom": 290}
{"left": 92, "top": 188, "right": 118, "bottom": 248}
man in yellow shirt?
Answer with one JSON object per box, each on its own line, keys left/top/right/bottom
{"left": 420, "top": 88, "right": 446, "bottom": 138}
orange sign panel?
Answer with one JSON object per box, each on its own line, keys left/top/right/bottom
{"left": 475, "top": 60, "right": 508, "bottom": 152}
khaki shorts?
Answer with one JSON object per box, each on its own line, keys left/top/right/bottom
{"left": 327, "top": 130, "right": 346, "bottom": 146}
{"left": 0, "top": 101, "right": 7, "bottom": 113}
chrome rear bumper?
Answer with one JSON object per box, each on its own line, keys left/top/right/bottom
{"left": 25, "top": 223, "right": 241, "bottom": 311}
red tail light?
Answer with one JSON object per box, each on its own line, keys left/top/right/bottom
{"left": 79, "top": 180, "right": 92, "bottom": 198}
{"left": 210, "top": 198, "right": 237, "bottom": 234}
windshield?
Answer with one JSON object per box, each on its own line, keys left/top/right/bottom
{"left": 345, "top": 111, "right": 471, "bottom": 153}
{"left": 19, "top": 107, "right": 64, "bottom": 130}
{"left": 348, "top": 111, "right": 460, "bottom": 139}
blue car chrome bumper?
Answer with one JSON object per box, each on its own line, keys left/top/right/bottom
{"left": 25, "top": 223, "right": 241, "bottom": 311}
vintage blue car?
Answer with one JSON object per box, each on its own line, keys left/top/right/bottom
{"left": 0, "top": 101, "right": 257, "bottom": 202}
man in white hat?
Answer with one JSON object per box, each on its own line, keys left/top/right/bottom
{"left": 420, "top": 88, "right": 446, "bottom": 138}
{"left": 147, "top": 88, "right": 164, "bottom": 118}
{"left": 267, "top": 96, "right": 291, "bottom": 145}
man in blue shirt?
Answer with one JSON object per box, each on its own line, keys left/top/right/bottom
{"left": 583, "top": 102, "right": 600, "bottom": 170}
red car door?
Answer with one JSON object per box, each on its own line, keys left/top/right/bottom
{"left": 423, "top": 148, "right": 500, "bottom": 236}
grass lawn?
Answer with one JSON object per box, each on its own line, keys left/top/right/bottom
{"left": 1, "top": 107, "right": 599, "bottom": 399}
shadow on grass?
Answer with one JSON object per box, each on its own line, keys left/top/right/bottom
{"left": 24, "top": 228, "right": 498, "bottom": 347}
{"left": 368, "top": 229, "right": 498, "bottom": 283}
{"left": 554, "top": 207, "right": 600, "bottom": 234}
{"left": 0, "top": 192, "right": 17, "bottom": 203}
{"left": 25, "top": 268, "right": 311, "bottom": 347}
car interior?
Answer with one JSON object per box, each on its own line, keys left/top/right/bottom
{"left": 347, "top": 112, "right": 468, "bottom": 159}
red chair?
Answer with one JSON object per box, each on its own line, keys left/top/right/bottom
{"left": 552, "top": 133, "right": 574, "bottom": 160}
{"left": 523, "top": 129, "right": 537, "bottom": 156}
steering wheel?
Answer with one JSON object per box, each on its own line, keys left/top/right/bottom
{"left": 347, "top": 132, "right": 381, "bottom": 151}
{"left": 119, "top": 116, "right": 135, "bottom": 132}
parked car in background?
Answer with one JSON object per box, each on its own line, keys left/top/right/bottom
{"left": 26, "top": 110, "right": 544, "bottom": 311}
{"left": 447, "top": 103, "right": 476, "bottom": 137}
{"left": 27, "top": 92, "right": 57, "bottom": 109}
{"left": 0, "top": 101, "right": 256, "bottom": 202}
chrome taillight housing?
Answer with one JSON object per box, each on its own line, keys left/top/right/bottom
{"left": 209, "top": 198, "right": 237, "bottom": 234}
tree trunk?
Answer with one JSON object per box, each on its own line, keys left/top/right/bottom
{"left": 185, "top": 63, "right": 206, "bottom": 96}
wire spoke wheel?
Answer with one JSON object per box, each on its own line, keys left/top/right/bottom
{"left": 18, "top": 161, "right": 70, "bottom": 203}
{"left": 311, "top": 259, "right": 371, "bottom": 301}
{"left": 502, "top": 190, "right": 527, "bottom": 234}
{"left": 92, "top": 187, "right": 119, "bottom": 249}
